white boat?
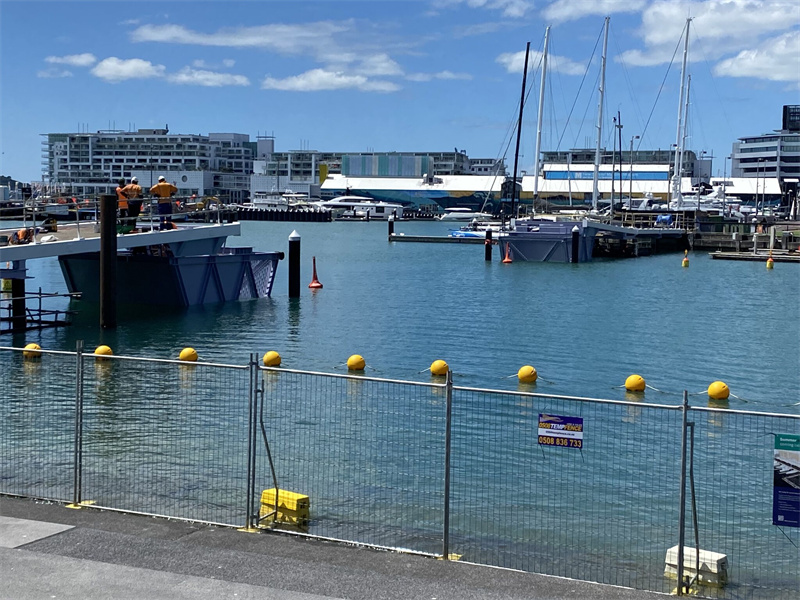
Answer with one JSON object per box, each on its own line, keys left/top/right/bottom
{"left": 438, "top": 207, "right": 494, "bottom": 221}
{"left": 313, "top": 195, "right": 404, "bottom": 220}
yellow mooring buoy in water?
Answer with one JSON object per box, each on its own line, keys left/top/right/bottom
{"left": 23, "top": 343, "right": 42, "bottom": 359}
{"left": 179, "top": 347, "right": 198, "bottom": 362}
{"left": 708, "top": 381, "right": 730, "bottom": 400}
{"left": 681, "top": 250, "right": 689, "bottom": 268}
{"left": 767, "top": 253, "right": 774, "bottom": 270}
{"left": 430, "top": 359, "right": 449, "bottom": 377}
{"left": 262, "top": 351, "right": 281, "bottom": 367}
{"left": 517, "top": 365, "right": 538, "bottom": 383}
{"left": 347, "top": 354, "right": 365, "bottom": 371}
{"left": 625, "top": 374, "right": 646, "bottom": 392}
{"left": 94, "top": 345, "right": 113, "bottom": 360}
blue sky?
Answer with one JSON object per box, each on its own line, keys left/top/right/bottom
{"left": 1, "top": 0, "right": 798, "bottom": 182}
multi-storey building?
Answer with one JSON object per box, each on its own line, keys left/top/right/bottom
{"left": 250, "top": 141, "right": 506, "bottom": 198}
{"left": 42, "top": 127, "right": 508, "bottom": 202}
{"left": 730, "top": 105, "right": 800, "bottom": 202}
{"left": 41, "top": 128, "right": 254, "bottom": 202}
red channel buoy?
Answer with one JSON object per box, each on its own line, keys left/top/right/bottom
{"left": 308, "top": 256, "right": 323, "bottom": 289}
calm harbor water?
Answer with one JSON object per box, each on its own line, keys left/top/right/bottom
{"left": 12, "top": 218, "right": 800, "bottom": 411}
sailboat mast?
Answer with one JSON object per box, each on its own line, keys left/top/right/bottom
{"left": 677, "top": 73, "right": 691, "bottom": 203}
{"left": 511, "top": 41, "right": 530, "bottom": 219}
{"left": 592, "top": 17, "right": 610, "bottom": 212}
{"left": 672, "top": 18, "right": 691, "bottom": 203}
{"left": 533, "top": 27, "right": 550, "bottom": 205}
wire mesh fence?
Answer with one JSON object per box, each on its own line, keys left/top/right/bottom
{"left": 256, "top": 368, "right": 446, "bottom": 554}
{"left": 0, "top": 344, "right": 798, "bottom": 599}
{"left": 0, "top": 348, "right": 77, "bottom": 501}
{"left": 448, "top": 388, "right": 684, "bottom": 592}
{"left": 79, "top": 354, "right": 251, "bottom": 525}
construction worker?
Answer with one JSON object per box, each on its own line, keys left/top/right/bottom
{"left": 122, "top": 176, "right": 143, "bottom": 230}
{"left": 150, "top": 175, "right": 178, "bottom": 229}
{"left": 115, "top": 178, "right": 129, "bottom": 232}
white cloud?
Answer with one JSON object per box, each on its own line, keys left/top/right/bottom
{"left": 620, "top": 0, "right": 800, "bottom": 67}
{"left": 714, "top": 31, "right": 800, "bottom": 86}
{"left": 130, "top": 21, "right": 352, "bottom": 59}
{"left": 354, "top": 53, "right": 404, "bottom": 76}
{"left": 453, "top": 22, "right": 507, "bottom": 37}
{"left": 542, "top": 0, "right": 646, "bottom": 23}
{"left": 37, "top": 68, "right": 72, "bottom": 78}
{"left": 261, "top": 69, "right": 400, "bottom": 92}
{"left": 497, "top": 49, "right": 586, "bottom": 75}
{"left": 191, "top": 58, "right": 237, "bottom": 69}
{"left": 168, "top": 67, "right": 250, "bottom": 87}
{"left": 90, "top": 57, "right": 166, "bottom": 83}
{"left": 44, "top": 53, "right": 97, "bottom": 67}
{"left": 407, "top": 70, "right": 473, "bottom": 81}
{"left": 435, "top": 0, "right": 534, "bottom": 18}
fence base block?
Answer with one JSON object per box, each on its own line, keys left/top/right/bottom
{"left": 65, "top": 500, "right": 96, "bottom": 510}
{"left": 665, "top": 545, "right": 728, "bottom": 587}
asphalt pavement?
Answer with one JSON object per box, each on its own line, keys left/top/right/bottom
{"left": 0, "top": 496, "right": 668, "bottom": 599}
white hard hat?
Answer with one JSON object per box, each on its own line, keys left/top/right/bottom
{"left": 131, "top": 177, "right": 138, "bottom": 183}
{"left": 158, "top": 175, "right": 166, "bottom": 182}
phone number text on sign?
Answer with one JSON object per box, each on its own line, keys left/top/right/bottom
{"left": 538, "top": 414, "right": 584, "bottom": 449}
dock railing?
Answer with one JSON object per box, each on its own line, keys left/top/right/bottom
{"left": 0, "top": 344, "right": 798, "bottom": 599}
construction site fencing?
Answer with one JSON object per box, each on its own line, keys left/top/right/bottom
{"left": 0, "top": 344, "right": 797, "bottom": 599}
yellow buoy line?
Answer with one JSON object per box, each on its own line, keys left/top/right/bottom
{"left": 18, "top": 345, "right": 754, "bottom": 403}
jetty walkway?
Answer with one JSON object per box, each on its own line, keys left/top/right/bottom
{"left": 1, "top": 496, "right": 665, "bottom": 600}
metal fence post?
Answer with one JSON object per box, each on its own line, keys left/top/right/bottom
{"left": 443, "top": 369, "right": 453, "bottom": 560}
{"left": 71, "top": 340, "right": 85, "bottom": 506}
{"left": 676, "top": 390, "right": 689, "bottom": 595}
{"left": 244, "top": 354, "right": 258, "bottom": 529}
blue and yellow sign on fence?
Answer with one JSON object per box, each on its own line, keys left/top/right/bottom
{"left": 538, "top": 414, "right": 584, "bottom": 449}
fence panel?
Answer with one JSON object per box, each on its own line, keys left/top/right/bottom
{"left": 79, "top": 356, "right": 251, "bottom": 526}
{"left": 0, "top": 347, "right": 77, "bottom": 501}
{"left": 687, "top": 407, "right": 800, "bottom": 599}
{"left": 449, "top": 388, "right": 683, "bottom": 593}
{"left": 257, "top": 368, "right": 445, "bottom": 554}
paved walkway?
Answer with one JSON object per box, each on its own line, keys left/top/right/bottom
{"left": 0, "top": 496, "right": 667, "bottom": 599}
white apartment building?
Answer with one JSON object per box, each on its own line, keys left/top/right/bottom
{"left": 41, "top": 128, "right": 254, "bottom": 202}
{"left": 730, "top": 105, "right": 800, "bottom": 202}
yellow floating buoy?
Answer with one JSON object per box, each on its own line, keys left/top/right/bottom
{"left": 262, "top": 350, "right": 281, "bottom": 367}
{"left": 430, "top": 359, "right": 449, "bottom": 377}
{"left": 179, "top": 347, "right": 198, "bottom": 362}
{"left": 22, "top": 342, "right": 41, "bottom": 359}
{"left": 708, "top": 380, "right": 730, "bottom": 400}
{"left": 681, "top": 249, "right": 689, "bottom": 268}
{"left": 625, "top": 374, "right": 646, "bottom": 392}
{"left": 517, "top": 365, "right": 538, "bottom": 384}
{"left": 347, "top": 354, "right": 365, "bottom": 371}
{"left": 766, "top": 255, "right": 774, "bottom": 270}
{"left": 94, "top": 345, "right": 113, "bottom": 360}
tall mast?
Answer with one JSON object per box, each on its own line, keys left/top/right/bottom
{"left": 672, "top": 18, "right": 691, "bottom": 204}
{"left": 677, "top": 73, "right": 691, "bottom": 206}
{"left": 592, "top": 17, "right": 610, "bottom": 212}
{"left": 533, "top": 27, "right": 550, "bottom": 206}
{"left": 510, "top": 41, "right": 530, "bottom": 219}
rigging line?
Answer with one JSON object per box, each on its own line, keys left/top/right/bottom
{"left": 638, "top": 30, "right": 684, "bottom": 153}
{"left": 610, "top": 24, "right": 646, "bottom": 139}
{"left": 555, "top": 24, "right": 604, "bottom": 152}
{"left": 574, "top": 67, "right": 602, "bottom": 150}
